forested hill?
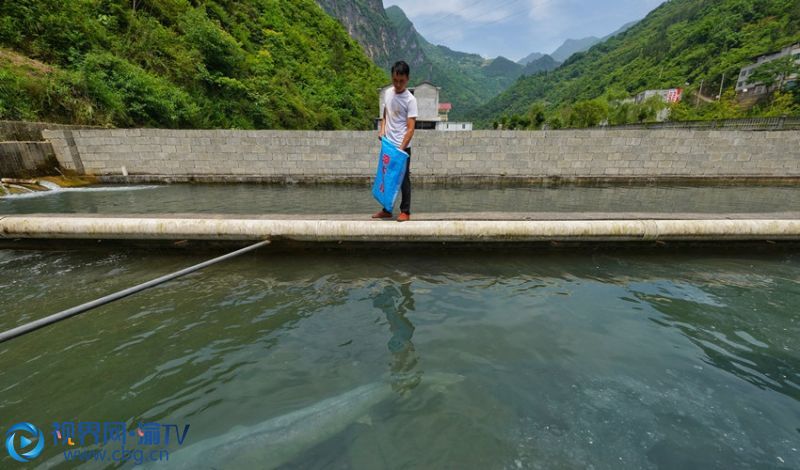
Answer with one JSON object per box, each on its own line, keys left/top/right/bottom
{"left": 384, "top": 6, "right": 523, "bottom": 120}
{"left": 0, "top": 0, "right": 387, "bottom": 129}
{"left": 315, "top": 2, "right": 524, "bottom": 120}
{"left": 469, "top": 0, "right": 800, "bottom": 126}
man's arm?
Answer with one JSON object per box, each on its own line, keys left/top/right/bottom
{"left": 379, "top": 108, "right": 387, "bottom": 140}
{"left": 399, "top": 117, "right": 416, "bottom": 150}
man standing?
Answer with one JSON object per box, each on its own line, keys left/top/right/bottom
{"left": 374, "top": 61, "right": 417, "bottom": 222}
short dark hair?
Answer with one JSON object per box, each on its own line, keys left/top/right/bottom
{"left": 391, "top": 61, "right": 410, "bottom": 77}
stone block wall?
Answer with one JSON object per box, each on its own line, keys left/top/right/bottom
{"left": 0, "top": 120, "right": 91, "bottom": 141}
{"left": 41, "top": 129, "right": 800, "bottom": 181}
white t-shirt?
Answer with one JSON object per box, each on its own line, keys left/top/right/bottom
{"left": 383, "top": 88, "right": 418, "bottom": 149}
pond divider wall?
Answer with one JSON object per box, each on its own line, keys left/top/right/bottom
{"left": 3, "top": 214, "right": 800, "bottom": 243}
{"left": 40, "top": 129, "right": 800, "bottom": 183}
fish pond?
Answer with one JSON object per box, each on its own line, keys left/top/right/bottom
{"left": 0, "top": 184, "right": 798, "bottom": 469}
{"left": 2, "top": 183, "right": 800, "bottom": 214}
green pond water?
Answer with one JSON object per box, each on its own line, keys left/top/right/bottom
{"left": 0, "top": 248, "right": 798, "bottom": 469}
{"left": 1, "top": 184, "right": 799, "bottom": 468}
{"left": 1, "top": 183, "right": 800, "bottom": 214}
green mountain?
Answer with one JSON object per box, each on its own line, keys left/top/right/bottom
{"left": 485, "top": 56, "right": 525, "bottom": 78}
{"left": 518, "top": 52, "right": 545, "bottom": 66}
{"left": 314, "top": 2, "right": 523, "bottom": 120}
{"left": 469, "top": 0, "right": 800, "bottom": 126}
{"left": 384, "top": 6, "right": 523, "bottom": 120}
{"left": 522, "top": 55, "right": 561, "bottom": 76}
{"left": 315, "top": 0, "right": 415, "bottom": 69}
{"left": 517, "top": 21, "right": 637, "bottom": 70}
{"left": 0, "top": 0, "right": 386, "bottom": 129}
{"left": 551, "top": 37, "right": 601, "bottom": 62}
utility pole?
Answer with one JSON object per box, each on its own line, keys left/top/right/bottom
{"left": 697, "top": 78, "right": 704, "bottom": 106}
{"left": 718, "top": 73, "right": 725, "bottom": 100}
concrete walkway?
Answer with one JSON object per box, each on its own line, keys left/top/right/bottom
{"left": 2, "top": 213, "right": 800, "bottom": 242}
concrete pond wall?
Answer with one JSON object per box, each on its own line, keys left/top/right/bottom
{"left": 0, "top": 120, "right": 89, "bottom": 141}
{"left": 40, "top": 128, "right": 800, "bottom": 183}
{"left": 0, "top": 121, "right": 96, "bottom": 179}
{"left": 0, "top": 142, "right": 60, "bottom": 179}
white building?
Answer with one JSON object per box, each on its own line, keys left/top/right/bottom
{"left": 378, "top": 82, "right": 439, "bottom": 126}
{"left": 736, "top": 43, "right": 800, "bottom": 97}
{"left": 377, "top": 82, "right": 472, "bottom": 131}
{"left": 631, "top": 88, "right": 683, "bottom": 122}
{"left": 436, "top": 122, "right": 473, "bottom": 131}
{"left": 634, "top": 88, "right": 683, "bottom": 105}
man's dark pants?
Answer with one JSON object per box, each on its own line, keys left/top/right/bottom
{"left": 400, "top": 147, "right": 411, "bottom": 214}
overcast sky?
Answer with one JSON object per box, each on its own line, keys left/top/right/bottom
{"left": 386, "top": 0, "right": 666, "bottom": 61}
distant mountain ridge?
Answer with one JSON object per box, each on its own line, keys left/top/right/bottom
{"left": 518, "top": 52, "right": 544, "bottom": 65}
{"left": 317, "top": 2, "right": 525, "bottom": 119}
{"left": 550, "top": 37, "right": 601, "bottom": 62}
{"left": 519, "top": 20, "right": 640, "bottom": 66}
{"left": 522, "top": 55, "right": 561, "bottom": 76}
{"left": 386, "top": 6, "right": 524, "bottom": 118}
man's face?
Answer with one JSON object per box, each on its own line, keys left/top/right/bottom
{"left": 392, "top": 72, "right": 409, "bottom": 93}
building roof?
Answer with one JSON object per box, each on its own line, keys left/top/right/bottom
{"left": 415, "top": 81, "right": 441, "bottom": 89}
{"left": 748, "top": 42, "right": 800, "bottom": 62}
{"left": 438, "top": 103, "right": 452, "bottom": 111}
{"left": 379, "top": 80, "right": 441, "bottom": 90}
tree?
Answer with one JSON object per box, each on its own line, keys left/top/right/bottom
{"left": 527, "top": 102, "right": 546, "bottom": 129}
{"left": 749, "top": 56, "right": 800, "bottom": 92}
{"left": 637, "top": 95, "right": 667, "bottom": 122}
{"left": 762, "top": 91, "right": 799, "bottom": 116}
{"left": 567, "top": 98, "right": 609, "bottom": 128}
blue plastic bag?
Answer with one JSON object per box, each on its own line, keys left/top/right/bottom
{"left": 372, "top": 138, "right": 409, "bottom": 211}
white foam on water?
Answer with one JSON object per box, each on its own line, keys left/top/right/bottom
{"left": 0, "top": 184, "right": 161, "bottom": 199}
{"left": 37, "top": 180, "right": 62, "bottom": 191}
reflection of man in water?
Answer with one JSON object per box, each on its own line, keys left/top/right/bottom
{"left": 373, "top": 282, "right": 420, "bottom": 392}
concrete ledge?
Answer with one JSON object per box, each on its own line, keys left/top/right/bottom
{"left": 2, "top": 213, "right": 800, "bottom": 242}
{"left": 95, "top": 174, "right": 800, "bottom": 187}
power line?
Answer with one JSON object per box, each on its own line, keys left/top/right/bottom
{"left": 415, "top": 0, "right": 528, "bottom": 37}
{"left": 429, "top": 1, "right": 535, "bottom": 44}
{"left": 412, "top": 0, "right": 488, "bottom": 30}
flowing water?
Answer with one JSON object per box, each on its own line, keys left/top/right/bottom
{"left": 2, "top": 183, "right": 800, "bottom": 214}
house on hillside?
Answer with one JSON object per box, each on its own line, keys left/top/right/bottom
{"left": 438, "top": 102, "right": 452, "bottom": 121}
{"left": 630, "top": 88, "right": 683, "bottom": 122}
{"left": 377, "top": 82, "right": 473, "bottom": 131}
{"left": 437, "top": 122, "right": 473, "bottom": 131}
{"left": 736, "top": 43, "right": 800, "bottom": 99}
{"left": 634, "top": 88, "right": 683, "bottom": 105}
